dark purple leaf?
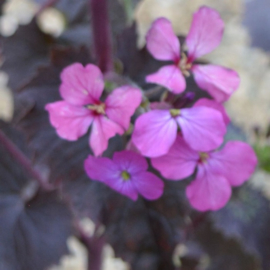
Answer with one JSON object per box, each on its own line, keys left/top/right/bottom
{"left": 185, "top": 220, "right": 261, "bottom": 270}
{"left": 0, "top": 121, "right": 73, "bottom": 270}
{"left": 210, "top": 185, "right": 270, "bottom": 270}
{"left": 1, "top": 19, "right": 54, "bottom": 91}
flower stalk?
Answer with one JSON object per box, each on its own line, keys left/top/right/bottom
{"left": 0, "top": 129, "right": 51, "bottom": 190}
{"left": 90, "top": 0, "right": 113, "bottom": 72}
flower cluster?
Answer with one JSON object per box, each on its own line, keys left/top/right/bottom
{"left": 46, "top": 6, "right": 257, "bottom": 211}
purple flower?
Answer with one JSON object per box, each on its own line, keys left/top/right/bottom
{"left": 193, "top": 98, "right": 230, "bottom": 125}
{"left": 45, "top": 63, "right": 142, "bottom": 156}
{"left": 132, "top": 102, "right": 226, "bottom": 157}
{"left": 151, "top": 136, "right": 257, "bottom": 211}
{"left": 146, "top": 6, "right": 240, "bottom": 102}
{"left": 84, "top": 150, "right": 164, "bottom": 201}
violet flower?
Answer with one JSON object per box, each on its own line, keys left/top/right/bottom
{"left": 45, "top": 63, "right": 142, "bottom": 156}
{"left": 84, "top": 150, "right": 164, "bottom": 201}
{"left": 146, "top": 6, "right": 240, "bottom": 102}
{"left": 151, "top": 136, "right": 257, "bottom": 211}
{"left": 132, "top": 102, "right": 226, "bottom": 157}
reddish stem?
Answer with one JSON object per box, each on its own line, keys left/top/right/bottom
{"left": 0, "top": 129, "right": 51, "bottom": 190}
{"left": 90, "top": 0, "right": 113, "bottom": 72}
{"left": 76, "top": 222, "right": 104, "bottom": 270}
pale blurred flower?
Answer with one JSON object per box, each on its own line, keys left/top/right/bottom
{"left": 102, "top": 244, "right": 130, "bottom": 270}
{"left": 0, "top": 72, "right": 13, "bottom": 121}
{"left": 37, "top": 7, "right": 65, "bottom": 37}
{"left": 0, "top": 0, "right": 38, "bottom": 36}
{"left": 49, "top": 237, "right": 87, "bottom": 270}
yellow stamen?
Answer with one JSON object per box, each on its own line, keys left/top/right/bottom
{"left": 199, "top": 152, "right": 209, "bottom": 163}
{"left": 87, "top": 103, "right": 106, "bottom": 114}
{"left": 179, "top": 53, "right": 192, "bottom": 77}
{"left": 170, "top": 109, "right": 181, "bottom": 117}
{"left": 121, "top": 171, "right": 130, "bottom": 181}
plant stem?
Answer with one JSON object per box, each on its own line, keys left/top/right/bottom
{"left": 76, "top": 222, "right": 104, "bottom": 270}
{"left": 143, "top": 199, "right": 176, "bottom": 270}
{"left": 90, "top": 0, "right": 113, "bottom": 72}
{"left": 0, "top": 129, "right": 51, "bottom": 190}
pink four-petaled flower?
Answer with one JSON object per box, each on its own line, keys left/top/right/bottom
{"left": 84, "top": 150, "right": 164, "bottom": 201}
{"left": 146, "top": 6, "right": 240, "bottom": 102}
{"left": 45, "top": 63, "right": 142, "bottom": 156}
{"left": 151, "top": 136, "right": 257, "bottom": 211}
{"left": 132, "top": 100, "right": 226, "bottom": 157}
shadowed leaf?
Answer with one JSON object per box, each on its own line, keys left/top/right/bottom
{"left": 0, "top": 121, "right": 73, "bottom": 270}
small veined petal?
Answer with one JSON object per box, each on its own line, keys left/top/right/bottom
{"left": 146, "top": 17, "right": 180, "bottom": 62}
{"left": 107, "top": 176, "right": 139, "bottom": 201}
{"left": 146, "top": 65, "right": 186, "bottom": 94}
{"left": 192, "top": 64, "right": 240, "bottom": 102}
{"left": 193, "top": 98, "right": 230, "bottom": 125}
{"left": 132, "top": 110, "right": 177, "bottom": 157}
{"left": 125, "top": 139, "right": 140, "bottom": 153}
{"left": 105, "top": 86, "right": 142, "bottom": 130}
{"left": 45, "top": 101, "right": 94, "bottom": 140}
{"left": 113, "top": 150, "right": 148, "bottom": 174}
{"left": 133, "top": 171, "right": 164, "bottom": 200}
{"left": 186, "top": 164, "right": 231, "bottom": 211}
{"left": 151, "top": 135, "right": 199, "bottom": 180}
{"left": 84, "top": 155, "right": 119, "bottom": 184}
{"left": 177, "top": 106, "right": 226, "bottom": 152}
{"left": 186, "top": 6, "right": 224, "bottom": 61}
{"left": 89, "top": 115, "right": 124, "bottom": 156}
{"left": 84, "top": 151, "right": 164, "bottom": 201}
{"left": 208, "top": 141, "right": 258, "bottom": 186}
{"left": 60, "top": 63, "right": 104, "bottom": 106}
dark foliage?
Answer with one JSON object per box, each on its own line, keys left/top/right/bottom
{"left": 1, "top": 20, "right": 55, "bottom": 91}
{"left": 0, "top": 121, "right": 73, "bottom": 270}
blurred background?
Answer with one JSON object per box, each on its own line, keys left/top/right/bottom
{"left": 1, "top": 0, "right": 270, "bottom": 269}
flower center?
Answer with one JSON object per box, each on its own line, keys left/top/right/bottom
{"left": 179, "top": 53, "right": 192, "bottom": 77}
{"left": 170, "top": 109, "right": 181, "bottom": 117}
{"left": 199, "top": 152, "right": 209, "bottom": 163}
{"left": 121, "top": 170, "right": 131, "bottom": 181}
{"left": 87, "top": 103, "right": 106, "bottom": 115}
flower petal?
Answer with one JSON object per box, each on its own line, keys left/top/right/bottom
{"left": 84, "top": 155, "right": 119, "bottom": 183}
{"left": 151, "top": 135, "right": 199, "bottom": 180}
{"left": 192, "top": 64, "right": 240, "bottom": 102}
{"left": 45, "top": 101, "right": 93, "bottom": 140}
{"left": 105, "top": 86, "right": 142, "bottom": 130}
{"left": 186, "top": 164, "right": 231, "bottom": 211}
{"left": 146, "top": 17, "right": 180, "bottom": 62}
{"left": 90, "top": 116, "right": 124, "bottom": 156}
{"left": 146, "top": 65, "right": 186, "bottom": 94}
{"left": 209, "top": 141, "right": 258, "bottom": 186}
{"left": 113, "top": 150, "right": 148, "bottom": 174}
{"left": 132, "top": 110, "right": 177, "bottom": 157}
{"left": 186, "top": 6, "right": 224, "bottom": 60}
{"left": 177, "top": 106, "right": 226, "bottom": 152}
{"left": 133, "top": 172, "right": 164, "bottom": 200}
{"left": 125, "top": 139, "right": 140, "bottom": 153}
{"left": 193, "top": 98, "right": 230, "bottom": 125}
{"left": 60, "top": 63, "right": 104, "bottom": 106}
{"left": 108, "top": 178, "right": 138, "bottom": 201}
{"left": 84, "top": 154, "right": 138, "bottom": 201}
